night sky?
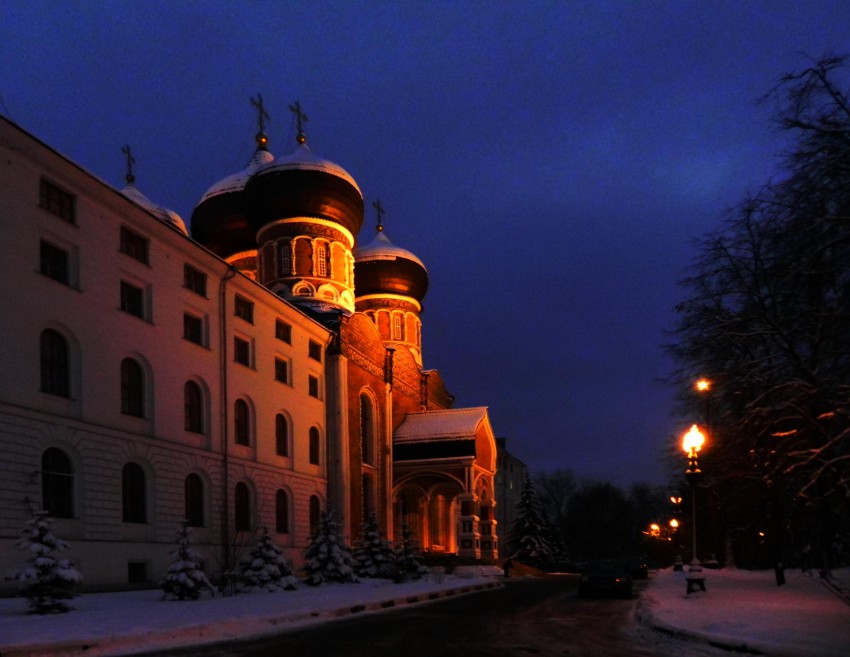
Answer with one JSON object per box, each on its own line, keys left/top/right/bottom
{"left": 2, "top": 1, "right": 847, "bottom": 488}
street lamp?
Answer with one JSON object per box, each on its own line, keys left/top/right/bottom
{"left": 670, "top": 496, "right": 683, "bottom": 570}
{"left": 682, "top": 424, "right": 706, "bottom": 569}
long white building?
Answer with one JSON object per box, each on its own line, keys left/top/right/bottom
{"left": 0, "top": 111, "right": 501, "bottom": 591}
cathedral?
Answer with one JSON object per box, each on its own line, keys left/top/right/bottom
{"left": 0, "top": 102, "right": 500, "bottom": 590}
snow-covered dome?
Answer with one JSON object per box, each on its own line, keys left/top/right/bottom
{"left": 121, "top": 183, "right": 188, "bottom": 235}
{"left": 354, "top": 228, "right": 428, "bottom": 302}
{"left": 256, "top": 142, "right": 361, "bottom": 194}
{"left": 246, "top": 135, "right": 364, "bottom": 239}
{"left": 198, "top": 148, "right": 275, "bottom": 203}
{"left": 191, "top": 141, "right": 274, "bottom": 258}
{"left": 354, "top": 229, "right": 425, "bottom": 268}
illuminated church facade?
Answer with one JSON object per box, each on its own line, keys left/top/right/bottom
{"left": 0, "top": 105, "right": 499, "bottom": 590}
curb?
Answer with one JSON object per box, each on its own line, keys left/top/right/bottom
{"left": 0, "top": 581, "right": 502, "bottom": 657}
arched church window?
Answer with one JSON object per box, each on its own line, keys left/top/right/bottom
{"left": 315, "top": 241, "right": 331, "bottom": 277}
{"left": 360, "top": 393, "right": 375, "bottom": 466}
{"left": 278, "top": 240, "right": 292, "bottom": 276}
{"left": 392, "top": 314, "right": 403, "bottom": 341}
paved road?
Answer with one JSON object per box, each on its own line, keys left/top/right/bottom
{"left": 155, "top": 576, "right": 663, "bottom": 657}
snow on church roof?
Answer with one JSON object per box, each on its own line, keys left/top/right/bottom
{"left": 198, "top": 148, "right": 275, "bottom": 203}
{"left": 394, "top": 407, "right": 490, "bottom": 443}
{"left": 354, "top": 230, "right": 426, "bottom": 269}
{"left": 257, "top": 142, "right": 362, "bottom": 195}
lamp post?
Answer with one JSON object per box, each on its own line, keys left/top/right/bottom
{"left": 670, "top": 496, "right": 683, "bottom": 570}
{"left": 682, "top": 424, "right": 706, "bottom": 570}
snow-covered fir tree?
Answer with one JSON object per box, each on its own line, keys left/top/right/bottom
{"left": 160, "top": 519, "right": 214, "bottom": 601}
{"left": 240, "top": 527, "right": 298, "bottom": 592}
{"left": 5, "top": 510, "right": 82, "bottom": 614}
{"left": 509, "top": 473, "right": 553, "bottom": 566}
{"left": 303, "top": 510, "right": 358, "bottom": 586}
{"left": 352, "top": 513, "right": 395, "bottom": 579}
{"left": 392, "top": 520, "right": 429, "bottom": 582}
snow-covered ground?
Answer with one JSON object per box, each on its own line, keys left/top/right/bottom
{"left": 1, "top": 565, "right": 848, "bottom": 657}
{"left": 0, "top": 567, "right": 500, "bottom": 656}
{"left": 638, "top": 567, "right": 850, "bottom": 657}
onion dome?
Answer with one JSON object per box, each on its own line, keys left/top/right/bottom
{"left": 246, "top": 136, "right": 363, "bottom": 240}
{"left": 119, "top": 144, "right": 188, "bottom": 235}
{"left": 191, "top": 140, "right": 274, "bottom": 258}
{"left": 354, "top": 226, "right": 428, "bottom": 303}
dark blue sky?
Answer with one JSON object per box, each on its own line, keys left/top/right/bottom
{"left": 2, "top": 1, "right": 847, "bottom": 487}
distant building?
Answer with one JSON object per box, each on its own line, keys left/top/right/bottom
{"left": 0, "top": 109, "right": 500, "bottom": 590}
{"left": 494, "top": 438, "right": 528, "bottom": 538}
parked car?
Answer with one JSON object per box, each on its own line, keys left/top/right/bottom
{"left": 577, "top": 560, "right": 633, "bottom": 598}
{"left": 626, "top": 556, "right": 648, "bottom": 579}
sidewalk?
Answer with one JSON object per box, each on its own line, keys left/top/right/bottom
{"left": 0, "top": 573, "right": 500, "bottom": 657}
{"left": 637, "top": 567, "right": 850, "bottom": 657}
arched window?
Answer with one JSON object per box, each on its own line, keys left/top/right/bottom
{"left": 275, "top": 413, "right": 289, "bottom": 457}
{"left": 234, "top": 482, "right": 251, "bottom": 531}
{"left": 42, "top": 448, "right": 73, "bottom": 518}
{"left": 275, "top": 489, "right": 290, "bottom": 534}
{"left": 309, "top": 427, "right": 320, "bottom": 465}
{"left": 234, "top": 399, "right": 250, "bottom": 446}
{"left": 120, "top": 358, "right": 144, "bottom": 417}
{"left": 122, "top": 462, "right": 146, "bottom": 523}
{"left": 360, "top": 393, "right": 375, "bottom": 466}
{"left": 279, "top": 240, "right": 292, "bottom": 276}
{"left": 184, "top": 473, "right": 204, "bottom": 527}
{"left": 309, "top": 495, "right": 321, "bottom": 535}
{"left": 40, "top": 329, "right": 70, "bottom": 397}
{"left": 315, "top": 241, "right": 330, "bottom": 277}
{"left": 184, "top": 381, "right": 203, "bottom": 433}
{"left": 392, "top": 314, "right": 403, "bottom": 341}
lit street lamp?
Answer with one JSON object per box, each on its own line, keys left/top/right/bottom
{"left": 682, "top": 424, "right": 706, "bottom": 570}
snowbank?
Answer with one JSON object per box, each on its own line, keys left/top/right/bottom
{"left": 0, "top": 575, "right": 498, "bottom": 656}
{"left": 639, "top": 568, "right": 850, "bottom": 657}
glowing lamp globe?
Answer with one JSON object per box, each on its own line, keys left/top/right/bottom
{"left": 682, "top": 424, "right": 706, "bottom": 456}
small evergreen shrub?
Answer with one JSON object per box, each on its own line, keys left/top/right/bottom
{"left": 160, "top": 519, "right": 214, "bottom": 601}
{"left": 240, "top": 527, "right": 298, "bottom": 592}
{"left": 5, "top": 510, "right": 82, "bottom": 614}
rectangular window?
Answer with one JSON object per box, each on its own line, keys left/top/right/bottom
{"left": 274, "top": 358, "right": 288, "bottom": 384}
{"left": 183, "top": 313, "right": 203, "bottom": 345}
{"left": 120, "top": 226, "right": 149, "bottom": 264}
{"left": 275, "top": 319, "right": 292, "bottom": 344}
{"left": 234, "top": 336, "right": 250, "bottom": 366}
{"left": 40, "top": 240, "right": 69, "bottom": 284}
{"left": 183, "top": 264, "right": 207, "bottom": 297}
{"left": 308, "top": 340, "right": 322, "bottom": 362}
{"left": 234, "top": 294, "right": 254, "bottom": 323}
{"left": 39, "top": 178, "right": 75, "bottom": 223}
{"left": 120, "top": 281, "right": 145, "bottom": 319}
{"left": 308, "top": 375, "right": 320, "bottom": 399}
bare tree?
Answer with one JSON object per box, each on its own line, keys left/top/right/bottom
{"left": 670, "top": 55, "right": 850, "bottom": 575}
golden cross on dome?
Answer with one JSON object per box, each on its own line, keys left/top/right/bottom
{"left": 250, "top": 93, "right": 270, "bottom": 149}
{"left": 121, "top": 144, "right": 136, "bottom": 184}
{"left": 288, "top": 101, "right": 309, "bottom": 144}
{"left": 373, "top": 199, "right": 385, "bottom": 232}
